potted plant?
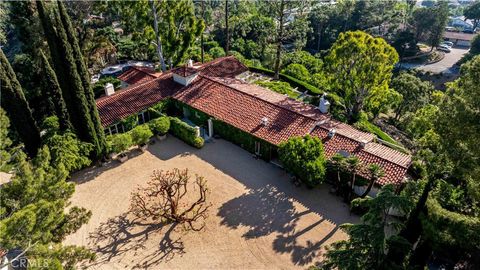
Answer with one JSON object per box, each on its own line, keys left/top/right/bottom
{"left": 130, "top": 125, "right": 153, "bottom": 152}
{"left": 149, "top": 116, "right": 170, "bottom": 140}
{"left": 109, "top": 133, "right": 133, "bottom": 163}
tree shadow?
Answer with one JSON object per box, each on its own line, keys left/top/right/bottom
{"left": 86, "top": 212, "right": 185, "bottom": 268}
{"left": 218, "top": 185, "right": 341, "bottom": 266}
{"left": 218, "top": 185, "right": 310, "bottom": 239}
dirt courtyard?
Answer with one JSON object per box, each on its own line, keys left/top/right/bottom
{"left": 65, "top": 136, "right": 359, "bottom": 269}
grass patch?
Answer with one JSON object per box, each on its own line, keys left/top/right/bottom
{"left": 355, "top": 120, "right": 407, "bottom": 152}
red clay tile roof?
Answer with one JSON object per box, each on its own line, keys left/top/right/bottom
{"left": 96, "top": 73, "right": 181, "bottom": 126}
{"left": 172, "top": 66, "right": 198, "bottom": 77}
{"left": 117, "top": 66, "right": 161, "bottom": 85}
{"left": 174, "top": 76, "right": 318, "bottom": 145}
{"left": 311, "top": 126, "right": 410, "bottom": 186}
{"left": 197, "top": 56, "right": 249, "bottom": 77}
{"left": 96, "top": 56, "right": 411, "bottom": 186}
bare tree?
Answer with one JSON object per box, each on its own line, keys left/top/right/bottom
{"left": 130, "top": 168, "right": 211, "bottom": 231}
{"left": 150, "top": 0, "right": 166, "bottom": 71}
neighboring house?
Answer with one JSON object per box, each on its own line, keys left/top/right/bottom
{"left": 449, "top": 16, "right": 474, "bottom": 30}
{"left": 96, "top": 56, "right": 411, "bottom": 189}
{"left": 443, "top": 31, "right": 477, "bottom": 47}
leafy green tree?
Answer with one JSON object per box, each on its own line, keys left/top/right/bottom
{"left": 148, "top": 116, "right": 170, "bottom": 135}
{"left": 346, "top": 156, "right": 361, "bottom": 201}
{"left": 209, "top": 46, "right": 226, "bottom": 58}
{"left": 464, "top": 1, "right": 480, "bottom": 30}
{"left": 130, "top": 125, "right": 153, "bottom": 146}
{"left": 0, "top": 108, "right": 12, "bottom": 172}
{"left": 282, "top": 63, "right": 310, "bottom": 82}
{"left": 278, "top": 135, "right": 326, "bottom": 187}
{"left": 39, "top": 50, "right": 71, "bottom": 130}
{"left": 325, "top": 31, "right": 399, "bottom": 123}
{"left": 0, "top": 113, "right": 93, "bottom": 268}
{"left": 0, "top": 49, "right": 41, "bottom": 156}
{"left": 323, "top": 184, "right": 412, "bottom": 270}
{"left": 391, "top": 72, "right": 434, "bottom": 121}
{"left": 107, "top": 133, "right": 133, "bottom": 155}
{"left": 37, "top": 0, "right": 105, "bottom": 158}
{"left": 262, "top": 0, "right": 309, "bottom": 79}
{"left": 410, "top": 2, "right": 449, "bottom": 50}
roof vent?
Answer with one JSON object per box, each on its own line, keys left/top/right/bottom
{"left": 105, "top": 83, "right": 115, "bottom": 96}
{"left": 261, "top": 117, "right": 269, "bottom": 126}
{"left": 328, "top": 128, "right": 336, "bottom": 138}
{"left": 319, "top": 93, "right": 330, "bottom": 114}
{"left": 360, "top": 140, "right": 368, "bottom": 148}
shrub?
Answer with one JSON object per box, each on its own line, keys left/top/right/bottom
{"left": 278, "top": 135, "right": 326, "bottom": 187}
{"left": 169, "top": 117, "right": 204, "bottom": 148}
{"left": 255, "top": 80, "right": 298, "bottom": 98}
{"left": 130, "top": 125, "right": 153, "bottom": 146}
{"left": 149, "top": 116, "right": 170, "bottom": 135}
{"left": 209, "top": 47, "right": 226, "bottom": 58}
{"left": 282, "top": 63, "right": 310, "bottom": 82}
{"left": 107, "top": 133, "right": 132, "bottom": 154}
{"left": 44, "top": 132, "right": 93, "bottom": 173}
{"left": 248, "top": 65, "right": 322, "bottom": 95}
{"left": 120, "top": 114, "right": 138, "bottom": 131}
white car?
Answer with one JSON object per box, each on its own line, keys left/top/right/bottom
{"left": 442, "top": 41, "right": 454, "bottom": 47}
{"left": 437, "top": 45, "right": 451, "bottom": 53}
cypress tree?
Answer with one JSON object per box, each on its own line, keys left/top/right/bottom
{"left": 57, "top": 1, "right": 106, "bottom": 155}
{"left": 39, "top": 50, "right": 71, "bottom": 130}
{"left": 36, "top": 1, "right": 102, "bottom": 158}
{"left": 0, "top": 49, "right": 41, "bottom": 156}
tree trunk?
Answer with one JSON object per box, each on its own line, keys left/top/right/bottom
{"left": 151, "top": 0, "right": 166, "bottom": 72}
{"left": 360, "top": 177, "right": 375, "bottom": 198}
{"left": 349, "top": 173, "right": 357, "bottom": 201}
{"left": 274, "top": 0, "right": 285, "bottom": 80}
{"left": 201, "top": 0, "right": 205, "bottom": 63}
{"left": 225, "top": 0, "right": 229, "bottom": 55}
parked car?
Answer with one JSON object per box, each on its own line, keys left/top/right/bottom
{"left": 442, "top": 41, "right": 454, "bottom": 47}
{"left": 437, "top": 45, "right": 451, "bottom": 53}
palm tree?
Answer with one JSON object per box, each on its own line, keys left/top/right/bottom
{"left": 346, "top": 156, "right": 360, "bottom": 201}
{"left": 360, "top": 164, "right": 385, "bottom": 198}
{"left": 330, "top": 153, "right": 346, "bottom": 193}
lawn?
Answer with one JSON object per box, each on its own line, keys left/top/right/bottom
{"left": 65, "top": 136, "right": 358, "bottom": 269}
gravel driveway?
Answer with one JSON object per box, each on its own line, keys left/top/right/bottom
{"left": 65, "top": 136, "right": 358, "bottom": 269}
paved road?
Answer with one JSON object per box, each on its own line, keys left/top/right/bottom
{"left": 399, "top": 47, "right": 469, "bottom": 74}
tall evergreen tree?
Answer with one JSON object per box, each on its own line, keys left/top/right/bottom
{"left": 36, "top": 0, "right": 104, "bottom": 158}
{"left": 57, "top": 1, "right": 106, "bottom": 156}
{"left": 39, "top": 50, "right": 71, "bottom": 130}
{"left": 0, "top": 49, "right": 41, "bottom": 156}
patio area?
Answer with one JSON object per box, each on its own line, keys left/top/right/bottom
{"left": 65, "top": 136, "right": 359, "bottom": 269}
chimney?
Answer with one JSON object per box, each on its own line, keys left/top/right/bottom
{"left": 261, "top": 117, "right": 269, "bottom": 126}
{"left": 360, "top": 140, "right": 368, "bottom": 148}
{"left": 105, "top": 83, "right": 115, "bottom": 96}
{"left": 328, "top": 128, "right": 336, "bottom": 138}
{"left": 173, "top": 61, "right": 198, "bottom": 86}
{"left": 319, "top": 93, "right": 330, "bottom": 114}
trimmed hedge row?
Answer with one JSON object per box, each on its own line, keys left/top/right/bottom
{"left": 169, "top": 117, "right": 204, "bottom": 148}
{"left": 248, "top": 66, "right": 322, "bottom": 95}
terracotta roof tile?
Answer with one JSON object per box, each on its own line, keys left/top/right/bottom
{"left": 198, "top": 56, "right": 248, "bottom": 77}
{"left": 117, "top": 66, "right": 161, "bottom": 85}
{"left": 96, "top": 73, "right": 181, "bottom": 127}
{"left": 173, "top": 76, "right": 317, "bottom": 145}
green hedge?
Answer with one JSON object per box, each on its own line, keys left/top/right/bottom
{"left": 248, "top": 66, "right": 321, "bottom": 95}
{"left": 212, "top": 119, "right": 273, "bottom": 159}
{"left": 169, "top": 117, "right": 204, "bottom": 148}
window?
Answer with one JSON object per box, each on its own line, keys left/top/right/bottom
{"left": 110, "top": 124, "right": 119, "bottom": 135}
{"left": 255, "top": 141, "right": 261, "bottom": 156}
{"left": 138, "top": 111, "right": 146, "bottom": 125}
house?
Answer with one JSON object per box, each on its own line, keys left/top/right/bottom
{"left": 443, "top": 31, "right": 477, "bottom": 47}
{"left": 96, "top": 56, "right": 411, "bottom": 191}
